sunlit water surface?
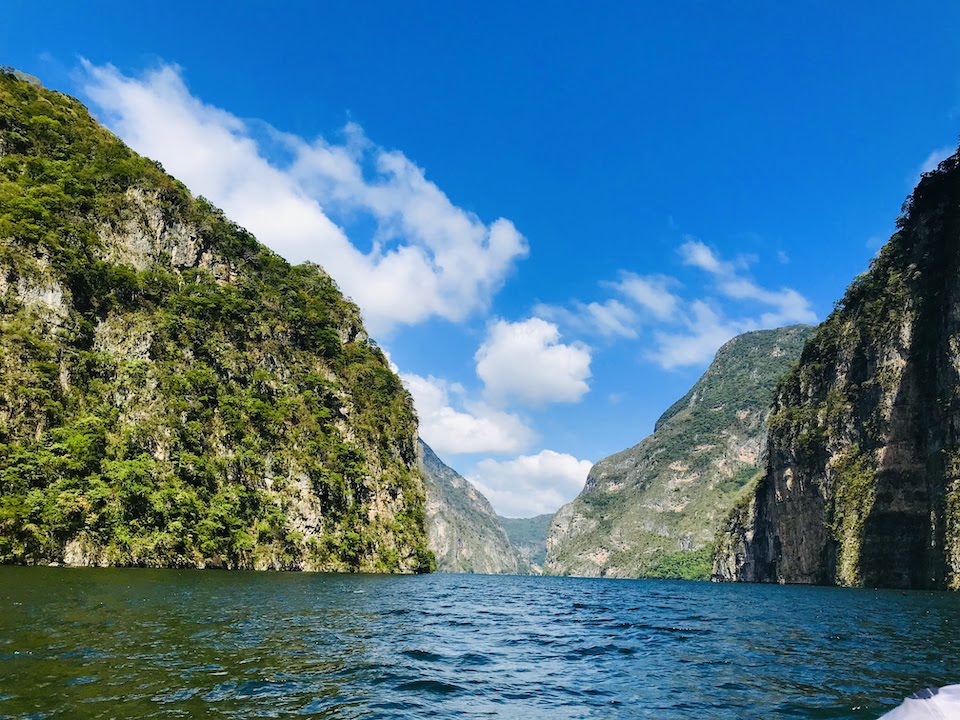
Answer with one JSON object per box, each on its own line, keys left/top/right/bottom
{"left": 0, "top": 567, "right": 957, "bottom": 718}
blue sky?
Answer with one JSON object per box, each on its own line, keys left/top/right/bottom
{"left": 5, "top": 2, "right": 960, "bottom": 515}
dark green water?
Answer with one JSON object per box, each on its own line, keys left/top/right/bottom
{"left": 0, "top": 567, "right": 957, "bottom": 719}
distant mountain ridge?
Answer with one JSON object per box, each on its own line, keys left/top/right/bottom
{"left": 545, "top": 325, "right": 814, "bottom": 579}
{"left": 498, "top": 514, "right": 551, "bottom": 570}
{"left": 419, "top": 439, "right": 528, "bottom": 574}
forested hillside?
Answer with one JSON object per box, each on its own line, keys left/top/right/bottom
{"left": 0, "top": 70, "right": 433, "bottom": 572}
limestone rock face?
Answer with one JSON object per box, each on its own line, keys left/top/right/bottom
{"left": 545, "top": 326, "right": 812, "bottom": 578}
{"left": 714, "top": 149, "right": 960, "bottom": 590}
{"left": 420, "top": 440, "right": 526, "bottom": 574}
{"left": 0, "top": 70, "right": 432, "bottom": 573}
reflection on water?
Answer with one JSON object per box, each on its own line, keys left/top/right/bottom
{"left": 0, "top": 567, "right": 958, "bottom": 718}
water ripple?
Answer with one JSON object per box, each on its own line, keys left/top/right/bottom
{"left": 0, "top": 569, "right": 957, "bottom": 719}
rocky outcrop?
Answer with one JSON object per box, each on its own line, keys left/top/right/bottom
{"left": 420, "top": 440, "right": 526, "bottom": 574}
{"left": 714, "top": 149, "right": 960, "bottom": 589}
{"left": 545, "top": 326, "right": 812, "bottom": 578}
{"left": 0, "top": 70, "right": 433, "bottom": 573}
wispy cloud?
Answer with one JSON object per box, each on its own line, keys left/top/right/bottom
{"left": 678, "top": 238, "right": 733, "bottom": 275}
{"left": 680, "top": 239, "right": 816, "bottom": 323}
{"left": 649, "top": 300, "right": 751, "bottom": 369}
{"left": 81, "top": 61, "right": 528, "bottom": 335}
{"left": 609, "top": 272, "right": 681, "bottom": 322}
{"left": 539, "top": 238, "right": 816, "bottom": 370}
{"left": 534, "top": 299, "right": 638, "bottom": 339}
{"left": 910, "top": 145, "right": 955, "bottom": 186}
{"left": 535, "top": 272, "right": 681, "bottom": 340}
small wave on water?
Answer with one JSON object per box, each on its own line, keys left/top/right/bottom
{"left": 395, "top": 679, "right": 465, "bottom": 694}
{"left": 0, "top": 568, "right": 957, "bottom": 719}
{"left": 401, "top": 648, "right": 446, "bottom": 662}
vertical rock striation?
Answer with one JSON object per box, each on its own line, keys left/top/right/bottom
{"left": 419, "top": 439, "right": 527, "bottom": 574}
{"left": 715, "top": 149, "right": 960, "bottom": 589}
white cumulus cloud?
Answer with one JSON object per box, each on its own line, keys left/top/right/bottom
{"left": 475, "top": 318, "right": 592, "bottom": 406}
{"left": 81, "top": 61, "right": 528, "bottom": 335}
{"left": 469, "top": 450, "right": 593, "bottom": 518}
{"left": 401, "top": 373, "right": 534, "bottom": 456}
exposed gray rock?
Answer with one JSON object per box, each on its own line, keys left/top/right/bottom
{"left": 546, "top": 326, "right": 813, "bottom": 579}
{"left": 714, "top": 150, "right": 960, "bottom": 590}
{"left": 420, "top": 439, "right": 526, "bottom": 574}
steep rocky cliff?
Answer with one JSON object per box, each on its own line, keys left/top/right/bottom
{"left": 0, "top": 70, "right": 433, "bottom": 572}
{"left": 419, "top": 439, "right": 526, "bottom": 574}
{"left": 545, "top": 326, "right": 812, "bottom": 578}
{"left": 714, "top": 149, "right": 960, "bottom": 590}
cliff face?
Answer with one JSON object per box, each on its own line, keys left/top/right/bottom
{"left": 545, "top": 326, "right": 812, "bottom": 579}
{"left": 419, "top": 440, "right": 526, "bottom": 574}
{"left": 715, "top": 150, "right": 960, "bottom": 590}
{"left": 0, "top": 71, "right": 433, "bottom": 572}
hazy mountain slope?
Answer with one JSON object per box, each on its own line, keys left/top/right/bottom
{"left": 545, "top": 325, "right": 813, "bottom": 579}
{"left": 0, "top": 70, "right": 433, "bottom": 572}
{"left": 715, "top": 149, "right": 960, "bottom": 590}
{"left": 498, "top": 514, "right": 551, "bottom": 569}
{"left": 419, "top": 440, "right": 525, "bottom": 574}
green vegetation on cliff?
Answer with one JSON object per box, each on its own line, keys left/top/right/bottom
{"left": 0, "top": 70, "right": 433, "bottom": 572}
{"left": 714, "top": 147, "right": 960, "bottom": 590}
{"left": 545, "top": 325, "right": 813, "bottom": 579}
